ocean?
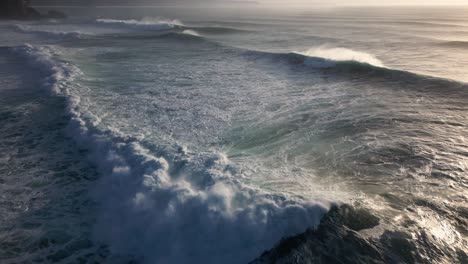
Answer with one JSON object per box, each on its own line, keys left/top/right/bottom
{"left": 0, "top": 6, "right": 467, "bottom": 263}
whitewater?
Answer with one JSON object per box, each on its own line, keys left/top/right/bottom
{"left": 1, "top": 6, "right": 467, "bottom": 264}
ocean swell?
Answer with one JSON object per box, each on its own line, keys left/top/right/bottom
{"left": 10, "top": 44, "right": 331, "bottom": 264}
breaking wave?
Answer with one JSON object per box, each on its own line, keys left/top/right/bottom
{"left": 186, "top": 26, "right": 252, "bottom": 34}
{"left": 10, "top": 44, "right": 331, "bottom": 264}
{"left": 244, "top": 47, "right": 467, "bottom": 88}
{"left": 96, "top": 17, "right": 184, "bottom": 31}
{"left": 294, "top": 47, "right": 385, "bottom": 68}
{"left": 243, "top": 46, "right": 386, "bottom": 70}
{"left": 181, "top": 29, "right": 201, "bottom": 37}
{"left": 13, "top": 24, "right": 86, "bottom": 39}
{"left": 96, "top": 17, "right": 249, "bottom": 35}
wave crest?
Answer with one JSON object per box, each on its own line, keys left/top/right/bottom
{"left": 96, "top": 17, "right": 184, "bottom": 31}
{"left": 13, "top": 24, "right": 85, "bottom": 39}
{"left": 294, "top": 47, "right": 384, "bottom": 68}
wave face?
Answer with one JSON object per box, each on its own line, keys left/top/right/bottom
{"left": 10, "top": 43, "right": 329, "bottom": 264}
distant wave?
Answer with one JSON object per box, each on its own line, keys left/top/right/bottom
{"left": 153, "top": 31, "right": 206, "bottom": 41}
{"left": 13, "top": 24, "right": 86, "bottom": 39}
{"left": 186, "top": 26, "right": 252, "bottom": 34}
{"left": 152, "top": 30, "right": 204, "bottom": 40}
{"left": 15, "top": 18, "right": 249, "bottom": 41}
{"left": 96, "top": 17, "right": 184, "bottom": 31}
{"left": 96, "top": 17, "right": 251, "bottom": 35}
{"left": 380, "top": 20, "right": 464, "bottom": 28}
{"left": 10, "top": 44, "right": 330, "bottom": 264}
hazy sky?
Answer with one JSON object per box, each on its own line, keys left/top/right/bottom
{"left": 33, "top": 0, "right": 468, "bottom": 6}
{"left": 274, "top": 0, "right": 468, "bottom": 6}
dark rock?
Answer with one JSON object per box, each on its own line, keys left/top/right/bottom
{"left": 379, "top": 231, "right": 418, "bottom": 264}
{"left": 251, "top": 205, "right": 464, "bottom": 264}
{"left": 328, "top": 204, "right": 380, "bottom": 232}
{"left": 251, "top": 205, "right": 386, "bottom": 264}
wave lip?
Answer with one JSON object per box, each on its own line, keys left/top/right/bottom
{"left": 181, "top": 29, "right": 201, "bottom": 37}
{"left": 294, "top": 47, "right": 385, "bottom": 68}
{"left": 10, "top": 44, "right": 332, "bottom": 264}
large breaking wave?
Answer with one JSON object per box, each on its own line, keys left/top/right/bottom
{"left": 10, "top": 44, "right": 330, "bottom": 264}
{"left": 244, "top": 46, "right": 468, "bottom": 89}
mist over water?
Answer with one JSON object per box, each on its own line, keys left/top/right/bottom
{"left": 0, "top": 5, "right": 467, "bottom": 264}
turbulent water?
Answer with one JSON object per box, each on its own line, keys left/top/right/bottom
{"left": 0, "top": 6, "right": 467, "bottom": 264}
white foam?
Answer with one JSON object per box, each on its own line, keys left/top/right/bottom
{"left": 296, "top": 46, "right": 385, "bottom": 68}
{"left": 11, "top": 44, "right": 331, "bottom": 264}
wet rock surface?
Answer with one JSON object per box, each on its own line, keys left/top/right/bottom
{"left": 251, "top": 205, "right": 467, "bottom": 264}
